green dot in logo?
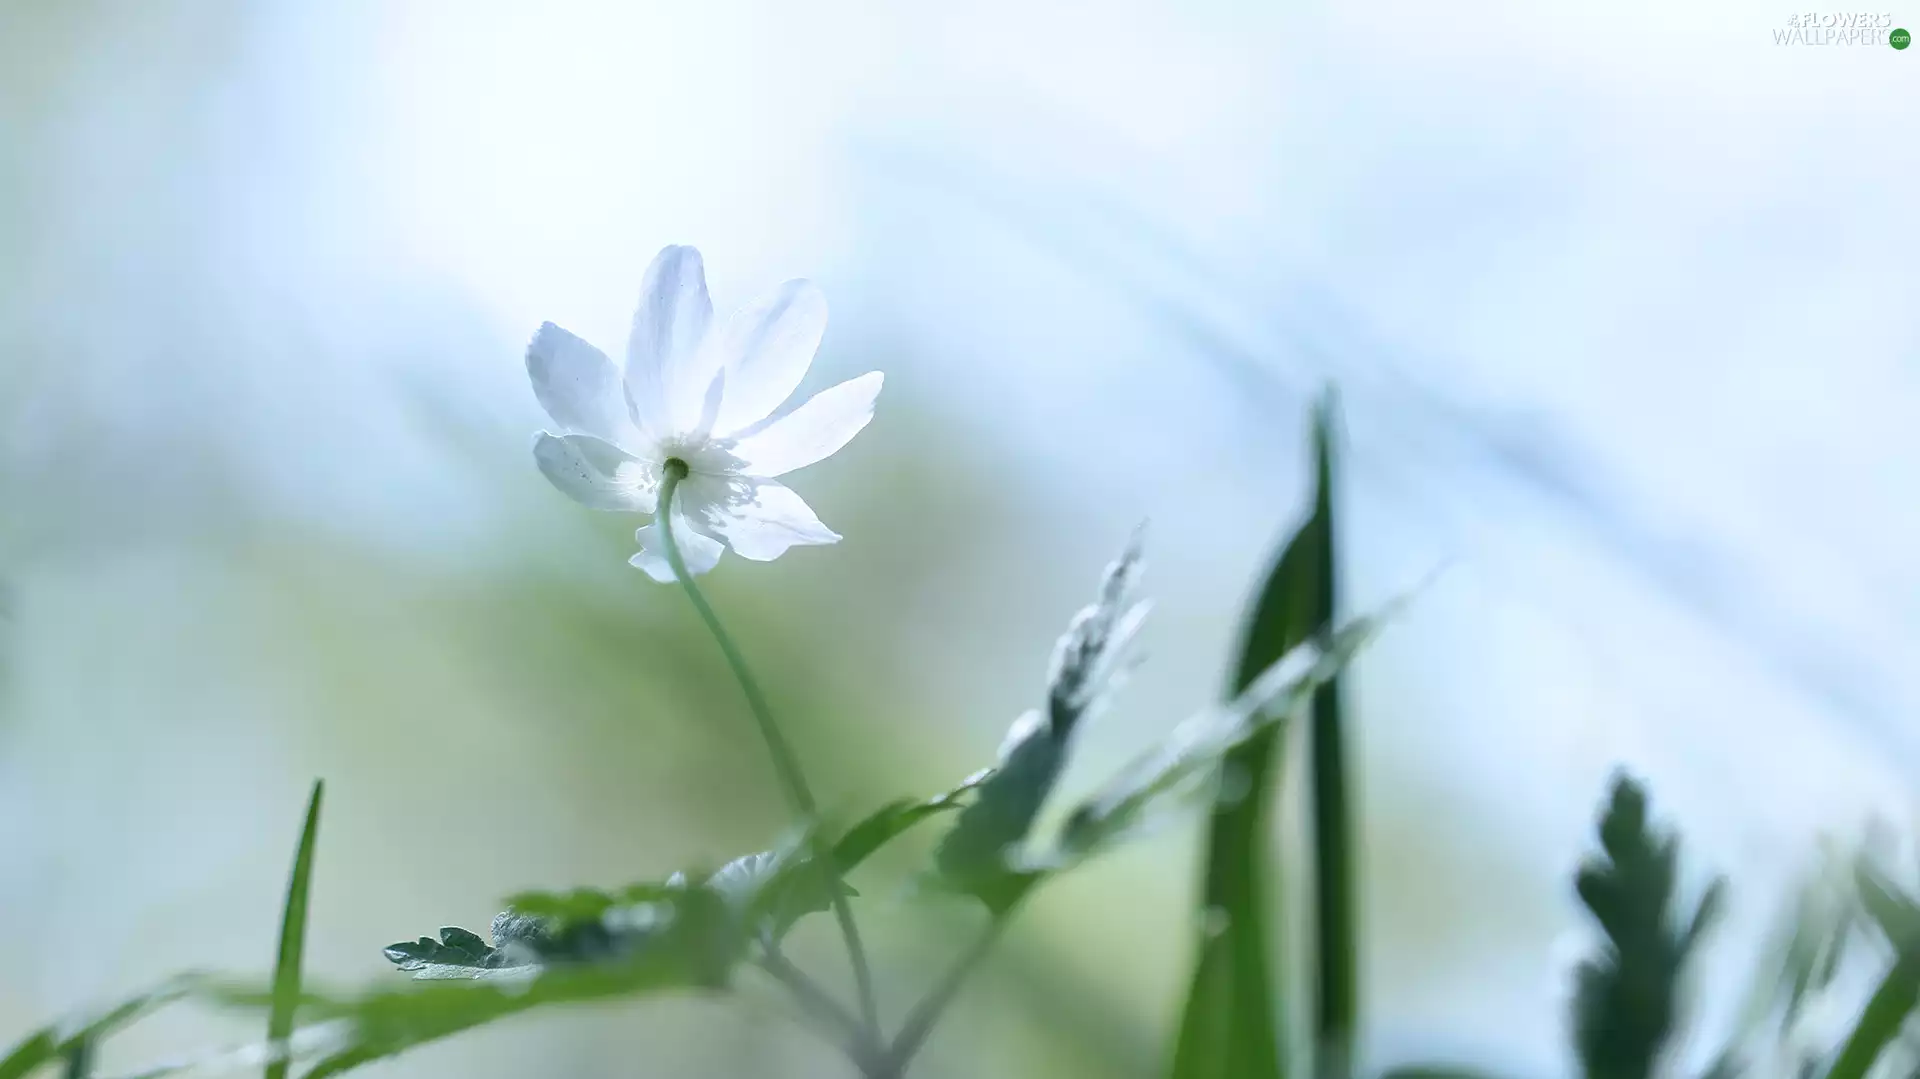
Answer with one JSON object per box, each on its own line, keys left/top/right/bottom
{"left": 1894, "top": 27, "right": 1912, "bottom": 49}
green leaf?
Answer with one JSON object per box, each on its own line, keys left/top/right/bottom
{"left": 935, "top": 533, "right": 1147, "bottom": 914}
{"left": 242, "top": 960, "right": 699, "bottom": 1079}
{"left": 831, "top": 771, "right": 991, "bottom": 875}
{"left": 382, "top": 924, "right": 530, "bottom": 981}
{"left": 0, "top": 1033, "right": 56, "bottom": 1079}
{"left": 1059, "top": 615, "right": 1380, "bottom": 863}
{"left": 258, "top": 883, "right": 738, "bottom": 1078}
{"left": 1300, "top": 395, "right": 1357, "bottom": 1078}
{"left": 500, "top": 885, "right": 658, "bottom": 925}
{"left": 1823, "top": 955, "right": 1920, "bottom": 1079}
{"left": 60, "top": 1039, "right": 89, "bottom": 1079}
{"left": 268, "top": 780, "right": 323, "bottom": 1079}
{"left": 1570, "top": 773, "right": 1725, "bottom": 1079}
{"left": 931, "top": 711, "right": 1053, "bottom": 913}
{"left": 1782, "top": 859, "right": 1857, "bottom": 1026}
{"left": 0, "top": 976, "right": 199, "bottom": 1079}
{"left": 463, "top": 828, "right": 878, "bottom": 976}
{"left": 1711, "top": 841, "right": 1863, "bottom": 1078}
{"left": 705, "top": 834, "right": 859, "bottom": 942}
{"left": 387, "top": 863, "right": 769, "bottom": 986}
{"left": 494, "top": 886, "right": 693, "bottom": 967}
{"left": 1823, "top": 865, "right": 1920, "bottom": 1079}
{"left": 1697, "top": 1054, "right": 1744, "bottom": 1079}
{"left": 1174, "top": 393, "right": 1338, "bottom": 1079}
{"left": 1853, "top": 862, "right": 1920, "bottom": 950}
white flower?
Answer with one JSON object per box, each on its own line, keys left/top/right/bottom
{"left": 527, "top": 245, "right": 882, "bottom": 580}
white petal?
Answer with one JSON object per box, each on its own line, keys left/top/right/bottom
{"left": 707, "top": 280, "right": 828, "bottom": 435}
{"left": 526, "top": 324, "right": 632, "bottom": 440}
{"left": 730, "top": 372, "right": 882, "bottom": 477}
{"left": 692, "top": 366, "right": 727, "bottom": 442}
{"left": 532, "top": 432, "right": 658, "bottom": 512}
{"left": 624, "top": 245, "right": 714, "bottom": 436}
{"left": 707, "top": 480, "right": 841, "bottom": 561}
{"left": 629, "top": 510, "right": 725, "bottom": 582}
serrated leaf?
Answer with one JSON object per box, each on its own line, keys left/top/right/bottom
{"left": 705, "top": 836, "right": 856, "bottom": 942}
{"left": 249, "top": 884, "right": 738, "bottom": 1078}
{"left": 381, "top": 925, "right": 528, "bottom": 981}
{"left": 385, "top": 809, "right": 924, "bottom": 992}
{"left": 1176, "top": 396, "right": 1335, "bottom": 1079}
{"left": 930, "top": 710, "right": 1054, "bottom": 913}
{"left": 935, "top": 535, "right": 1147, "bottom": 914}
{"left": 1570, "top": 773, "right": 1724, "bottom": 1079}
{"left": 267, "top": 781, "right": 323, "bottom": 1079}
{"left": 1059, "top": 615, "right": 1378, "bottom": 865}
{"left": 0, "top": 976, "right": 200, "bottom": 1079}
{"left": 430, "top": 830, "right": 875, "bottom": 982}
{"left": 496, "top": 881, "right": 698, "bottom": 966}
{"left": 501, "top": 884, "right": 673, "bottom": 926}
{"left": 385, "top": 873, "right": 742, "bottom": 985}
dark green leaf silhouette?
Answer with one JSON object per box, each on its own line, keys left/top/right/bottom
{"left": 1570, "top": 774, "right": 1724, "bottom": 1079}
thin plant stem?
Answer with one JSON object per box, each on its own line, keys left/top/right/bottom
{"left": 656, "top": 460, "right": 881, "bottom": 1040}
{"left": 755, "top": 947, "right": 885, "bottom": 1071}
{"left": 874, "top": 919, "right": 1008, "bottom": 1079}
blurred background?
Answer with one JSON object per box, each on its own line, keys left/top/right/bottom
{"left": 2, "top": 1, "right": 1917, "bottom": 1076}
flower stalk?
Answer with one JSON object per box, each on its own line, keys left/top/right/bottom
{"left": 870, "top": 918, "right": 1008, "bottom": 1079}
{"left": 656, "top": 459, "right": 882, "bottom": 1040}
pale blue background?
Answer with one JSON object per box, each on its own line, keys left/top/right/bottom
{"left": 2, "top": 2, "right": 1916, "bottom": 1076}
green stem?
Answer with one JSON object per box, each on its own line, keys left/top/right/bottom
{"left": 756, "top": 947, "right": 885, "bottom": 1072}
{"left": 656, "top": 460, "right": 881, "bottom": 1040}
{"left": 873, "top": 919, "right": 1008, "bottom": 1079}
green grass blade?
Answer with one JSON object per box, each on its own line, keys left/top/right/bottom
{"left": 1826, "top": 865, "right": 1920, "bottom": 1079}
{"left": 1302, "top": 394, "right": 1355, "bottom": 1076}
{"left": 1824, "top": 956, "right": 1920, "bottom": 1079}
{"left": 60, "top": 1037, "right": 90, "bottom": 1079}
{"left": 267, "top": 781, "right": 324, "bottom": 1079}
{"left": 1172, "top": 393, "right": 1339, "bottom": 1079}
{"left": 0, "top": 977, "right": 198, "bottom": 1079}
{"left": 0, "top": 1032, "right": 57, "bottom": 1079}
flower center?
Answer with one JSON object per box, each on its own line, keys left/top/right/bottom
{"left": 652, "top": 433, "right": 746, "bottom": 480}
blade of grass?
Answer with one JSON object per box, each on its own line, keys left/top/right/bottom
{"left": 1302, "top": 393, "right": 1355, "bottom": 1077}
{"left": 266, "top": 781, "right": 324, "bottom": 1079}
{"left": 1172, "top": 392, "right": 1339, "bottom": 1079}
{"left": 0, "top": 1033, "right": 57, "bottom": 1079}
{"left": 0, "top": 977, "right": 200, "bottom": 1079}
{"left": 1824, "top": 955, "right": 1920, "bottom": 1079}
{"left": 1828, "top": 865, "right": 1920, "bottom": 1079}
{"left": 60, "top": 1038, "right": 90, "bottom": 1079}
